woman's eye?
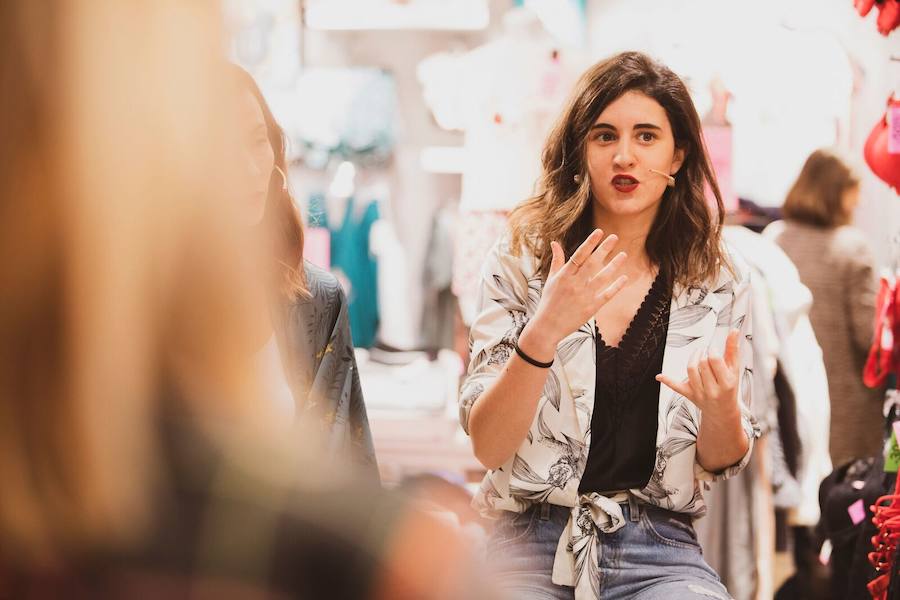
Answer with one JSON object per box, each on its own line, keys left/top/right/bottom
{"left": 638, "top": 132, "right": 656, "bottom": 142}
{"left": 595, "top": 132, "right": 615, "bottom": 143}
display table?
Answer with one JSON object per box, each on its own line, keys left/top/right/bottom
{"left": 358, "top": 349, "right": 485, "bottom": 484}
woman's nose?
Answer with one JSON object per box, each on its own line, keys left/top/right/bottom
{"left": 613, "top": 141, "right": 636, "bottom": 169}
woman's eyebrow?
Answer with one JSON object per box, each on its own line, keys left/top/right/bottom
{"left": 590, "top": 122, "right": 663, "bottom": 131}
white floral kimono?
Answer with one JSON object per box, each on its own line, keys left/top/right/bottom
{"left": 459, "top": 235, "right": 760, "bottom": 599}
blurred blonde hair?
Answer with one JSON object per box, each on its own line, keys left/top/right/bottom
{"left": 783, "top": 149, "right": 860, "bottom": 228}
{"left": 0, "top": 0, "right": 273, "bottom": 562}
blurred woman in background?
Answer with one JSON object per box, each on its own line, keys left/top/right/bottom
{"left": 765, "top": 149, "right": 880, "bottom": 467}
{"left": 231, "top": 64, "right": 377, "bottom": 480}
{"left": 0, "top": 2, "right": 477, "bottom": 598}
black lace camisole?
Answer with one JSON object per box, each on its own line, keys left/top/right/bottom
{"left": 578, "top": 269, "right": 673, "bottom": 494}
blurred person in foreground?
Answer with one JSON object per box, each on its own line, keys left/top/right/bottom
{"left": 230, "top": 64, "right": 377, "bottom": 480}
{"left": 764, "top": 150, "right": 881, "bottom": 467}
{"left": 0, "top": 2, "right": 482, "bottom": 598}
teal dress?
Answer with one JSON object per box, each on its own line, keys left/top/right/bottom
{"left": 307, "top": 194, "right": 380, "bottom": 348}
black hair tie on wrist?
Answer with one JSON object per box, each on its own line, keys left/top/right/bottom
{"left": 515, "top": 342, "right": 554, "bottom": 368}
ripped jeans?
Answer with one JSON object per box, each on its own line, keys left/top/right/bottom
{"left": 487, "top": 499, "right": 731, "bottom": 600}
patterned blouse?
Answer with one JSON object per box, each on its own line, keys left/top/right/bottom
{"left": 459, "top": 236, "right": 760, "bottom": 598}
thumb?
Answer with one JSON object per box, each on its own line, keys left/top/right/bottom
{"left": 724, "top": 329, "right": 740, "bottom": 369}
{"left": 549, "top": 241, "right": 564, "bottom": 277}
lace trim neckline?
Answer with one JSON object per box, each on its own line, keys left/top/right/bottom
{"left": 595, "top": 269, "right": 669, "bottom": 354}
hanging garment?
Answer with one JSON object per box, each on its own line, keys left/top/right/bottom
{"left": 696, "top": 227, "right": 790, "bottom": 600}
{"left": 856, "top": 0, "right": 900, "bottom": 35}
{"left": 695, "top": 436, "right": 773, "bottom": 600}
{"left": 773, "top": 363, "right": 801, "bottom": 478}
{"left": 864, "top": 95, "right": 900, "bottom": 193}
{"left": 704, "top": 124, "right": 737, "bottom": 212}
{"left": 302, "top": 226, "right": 331, "bottom": 270}
{"left": 732, "top": 225, "right": 832, "bottom": 524}
{"left": 813, "top": 395, "right": 900, "bottom": 600}
{"left": 287, "top": 68, "right": 398, "bottom": 168}
{"left": 877, "top": 1, "right": 900, "bottom": 35}
{"left": 417, "top": 25, "right": 583, "bottom": 213}
{"left": 371, "top": 219, "right": 417, "bottom": 350}
{"left": 765, "top": 219, "right": 880, "bottom": 469}
{"left": 861, "top": 396, "right": 900, "bottom": 599}
{"left": 308, "top": 194, "right": 380, "bottom": 348}
{"left": 817, "top": 455, "right": 886, "bottom": 600}
{"left": 864, "top": 275, "right": 900, "bottom": 388}
{"left": 420, "top": 206, "right": 457, "bottom": 350}
{"left": 451, "top": 210, "right": 509, "bottom": 325}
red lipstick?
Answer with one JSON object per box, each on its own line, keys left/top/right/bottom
{"left": 611, "top": 174, "right": 639, "bottom": 193}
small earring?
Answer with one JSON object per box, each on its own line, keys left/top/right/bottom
{"left": 573, "top": 174, "right": 582, "bottom": 184}
{"left": 274, "top": 165, "right": 288, "bottom": 192}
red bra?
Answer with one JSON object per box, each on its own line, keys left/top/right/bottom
{"left": 864, "top": 275, "right": 900, "bottom": 388}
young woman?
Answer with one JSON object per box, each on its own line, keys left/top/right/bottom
{"left": 460, "top": 51, "right": 759, "bottom": 599}
{"left": 231, "top": 66, "right": 378, "bottom": 480}
{"left": 765, "top": 149, "right": 879, "bottom": 467}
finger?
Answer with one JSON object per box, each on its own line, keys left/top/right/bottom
{"left": 549, "top": 240, "right": 565, "bottom": 277}
{"left": 594, "top": 275, "right": 628, "bottom": 308}
{"left": 589, "top": 251, "right": 627, "bottom": 289}
{"left": 698, "top": 355, "right": 720, "bottom": 397}
{"left": 569, "top": 229, "right": 604, "bottom": 270}
{"left": 723, "top": 329, "right": 740, "bottom": 370}
{"left": 656, "top": 374, "right": 693, "bottom": 399}
{"left": 708, "top": 354, "right": 735, "bottom": 389}
{"left": 687, "top": 350, "right": 705, "bottom": 398}
{"left": 581, "top": 233, "right": 619, "bottom": 274}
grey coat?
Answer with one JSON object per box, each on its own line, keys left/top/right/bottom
{"left": 765, "top": 220, "right": 881, "bottom": 467}
{"left": 274, "top": 261, "right": 379, "bottom": 482}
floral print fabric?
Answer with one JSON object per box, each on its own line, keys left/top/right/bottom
{"left": 460, "top": 236, "right": 760, "bottom": 598}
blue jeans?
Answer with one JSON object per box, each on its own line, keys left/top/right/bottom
{"left": 486, "top": 501, "right": 731, "bottom": 599}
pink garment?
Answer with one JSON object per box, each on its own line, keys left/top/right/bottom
{"left": 303, "top": 226, "right": 331, "bottom": 270}
{"left": 452, "top": 211, "right": 509, "bottom": 325}
{"left": 704, "top": 125, "right": 738, "bottom": 213}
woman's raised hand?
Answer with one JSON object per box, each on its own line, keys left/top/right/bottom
{"left": 531, "top": 229, "right": 628, "bottom": 347}
{"left": 656, "top": 330, "right": 742, "bottom": 417}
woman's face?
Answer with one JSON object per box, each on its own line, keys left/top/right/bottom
{"left": 238, "top": 90, "right": 274, "bottom": 227}
{"left": 585, "top": 90, "right": 685, "bottom": 220}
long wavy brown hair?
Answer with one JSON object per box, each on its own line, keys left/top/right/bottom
{"left": 783, "top": 149, "right": 859, "bottom": 228}
{"left": 232, "top": 65, "right": 308, "bottom": 300}
{"left": 509, "top": 51, "right": 730, "bottom": 289}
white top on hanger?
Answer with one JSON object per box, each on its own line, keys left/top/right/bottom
{"left": 417, "top": 8, "right": 585, "bottom": 212}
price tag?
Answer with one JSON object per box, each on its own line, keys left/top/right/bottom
{"left": 819, "top": 539, "right": 833, "bottom": 566}
{"left": 889, "top": 105, "right": 900, "bottom": 154}
{"left": 885, "top": 430, "right": 900, "bottom": 473}
{"left": 848, "top": 499, "right": 866, "bottom": 525}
